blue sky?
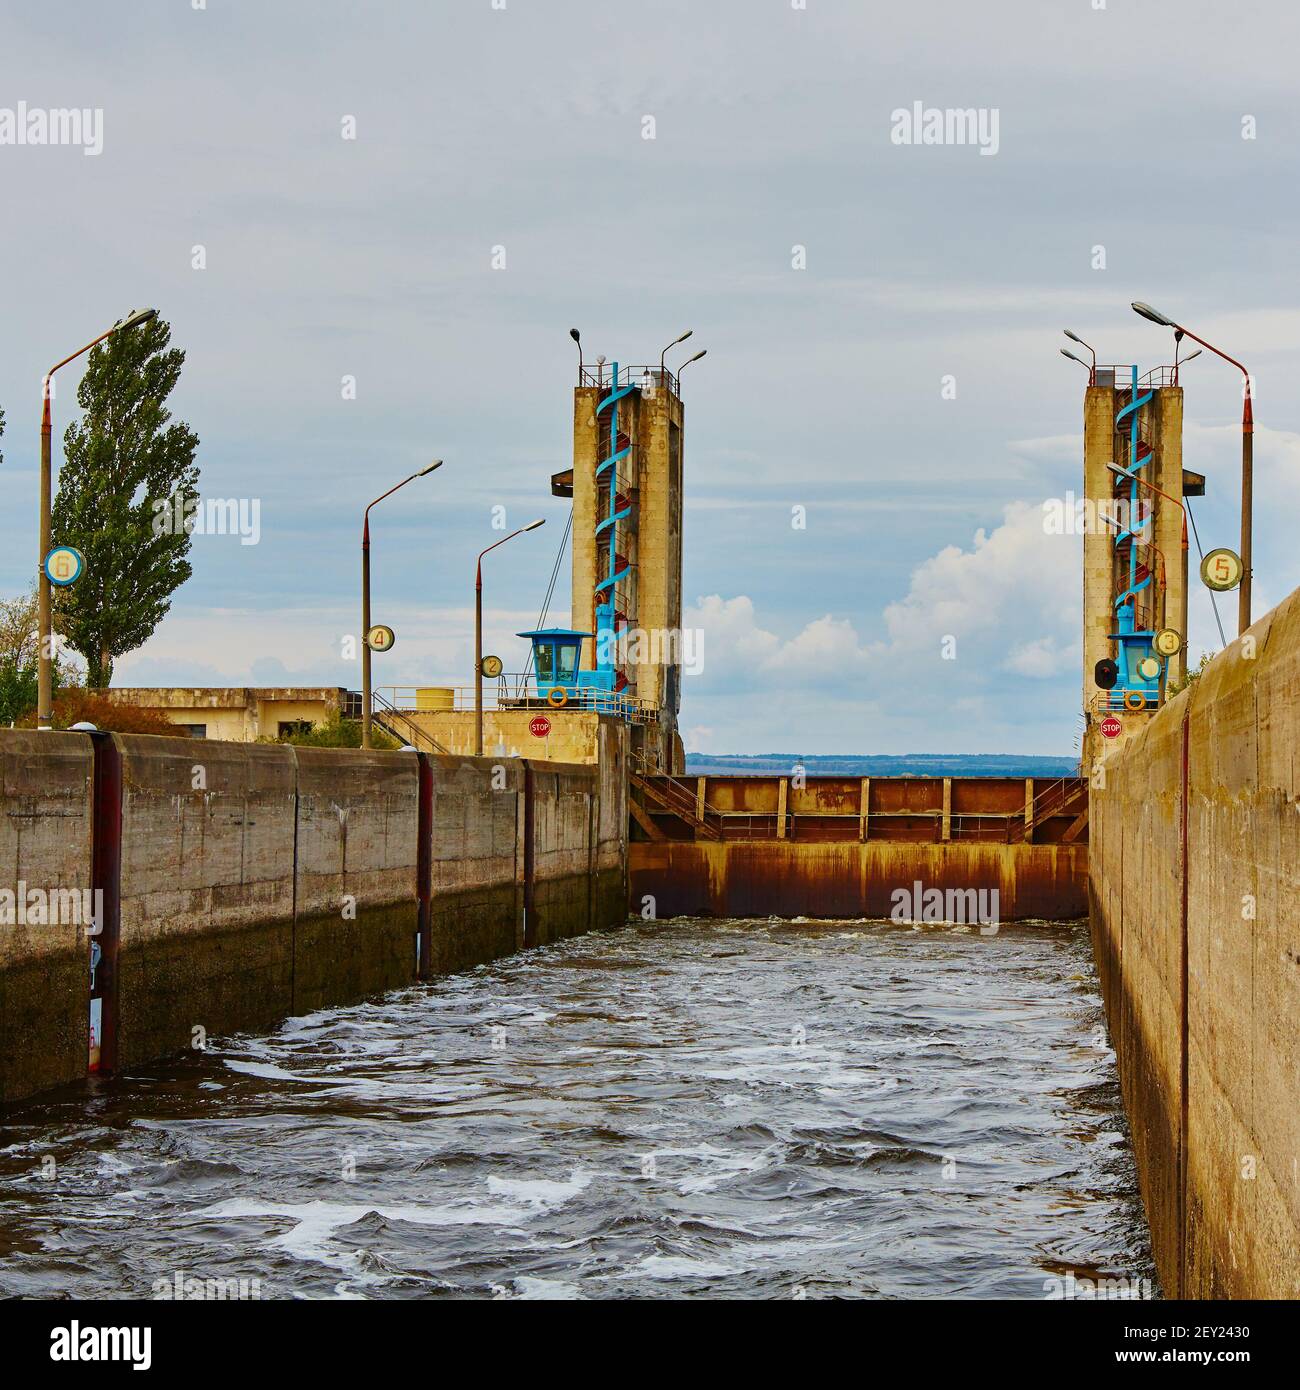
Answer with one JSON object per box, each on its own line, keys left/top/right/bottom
{"left": 2, "top": 0, "right": 1298, "bottom": 755}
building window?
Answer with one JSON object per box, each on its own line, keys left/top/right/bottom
{"left": 178, "top": 724, "right": 207, "bottom": 739}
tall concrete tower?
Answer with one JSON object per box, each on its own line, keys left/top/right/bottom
{"left": 552, "top": 359, "right": 686, "bottom": 773}
{"left": 1081, "top": 364, "right": 1201, "bottom": 767}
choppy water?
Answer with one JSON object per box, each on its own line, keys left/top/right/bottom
{"left": 0, "top": 918, "right": 1154, "bottom": 1300}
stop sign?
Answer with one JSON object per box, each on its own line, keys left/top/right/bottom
{"left": 1100, "top": 715, "right": 1123, "bottom": 740}
{"left": 528, "top": 715, "right": 551, "bottom": 738}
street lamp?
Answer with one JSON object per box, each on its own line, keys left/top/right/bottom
{"left": 361, "top": 461, "right": 442, "bottom": 749}
{"left": 1173, "top": 341, "right": 1202, "bottom": 387}
{"left": 475, "top": 519, "right": 545, "bottom": 756}
{"left": 1060, "top": 348, "right": 1092, "bottom": 377}
{"left": 38, "top": 308, "right": 158, "bottom": 728}
{"left": 678, "top": 348, "right": 707, "bottom": 387}
{"left": 1107, "top": 461, "right": 1189, "bottom": 683}
{"left": 1063, "top": 330, "right": 1096, "bottom": 384}
{"left": 1133, "top": 301, "right": 1254, "bottom": 634}
{"left": 569, "top": 328, "right": 582, "bottom": 383}
{"left": 660, "top": 329, "right": 692, "bottom": 390}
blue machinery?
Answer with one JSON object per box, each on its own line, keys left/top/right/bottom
{"left": 1108, "top": 366, "right": 1163, "bottom": 710}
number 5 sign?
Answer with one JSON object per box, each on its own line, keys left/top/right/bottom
{"left": 1200, "top": 548, "right": 1243, "bottom": 593}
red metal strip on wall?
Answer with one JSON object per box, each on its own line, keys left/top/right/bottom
{"left": 416, "top": 753, "right": 433, "bottom": 979}
{"left": 89, "top": 732, "right": 123, "bottom": 1074}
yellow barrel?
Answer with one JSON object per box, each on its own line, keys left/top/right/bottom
{"left": 415, "top": 687, "right": 454, "bottom": 711}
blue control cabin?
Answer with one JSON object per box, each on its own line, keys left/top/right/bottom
{"left": 519, "top": 628, "right": 632, "bottom": 715}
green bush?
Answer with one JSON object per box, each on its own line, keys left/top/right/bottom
{"left": 265, "top": 715, "right": 401, "bottom": 750}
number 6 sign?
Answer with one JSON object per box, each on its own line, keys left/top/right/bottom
{"left": 1200, "top": 548, "right": 1243, "bottom": 593}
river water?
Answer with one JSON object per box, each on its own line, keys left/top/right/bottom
{"left": 0, "top": 917, "right": 1154, "bottom": 1300}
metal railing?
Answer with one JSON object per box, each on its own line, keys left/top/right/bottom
{"left": 376, "top": 680, "right": 661, "bottom": 725}
{"left": 579, "top": 363, "right": 679, "bottom": 397}
{"left": 369, "top": 689, "right": 449, "bottom": 754}
{"left": 1089, "top": 689, "right": 1159, "bottom": 715}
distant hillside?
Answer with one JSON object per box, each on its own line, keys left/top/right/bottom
{"left": 684, "top": 753, "right": 1079, "bottom": 777}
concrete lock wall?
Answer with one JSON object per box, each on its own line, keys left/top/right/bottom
{"left": 0, "top": 733, "right": 95, "bottom": 1104}
{"left": 0, "top": 721, "right": 628, "bottom": 1107}
{"left": 1090, "top": 583, "right": 1300, "bottom": 1298}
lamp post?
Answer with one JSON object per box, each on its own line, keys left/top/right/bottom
{"left": 677, "top": 348, "right": 707, "bottom": 388}
{"left": 1063, "top": 330, "right": 1096, "bottom": 384}
{"left": 660, "top": 329, "right": 692, "bottom": 392}
{"left": 1107, "top": 461, "right": 1189, "bottom": 684}
{"left": 38, "top": 308, "right": 158, "bottom": 729}
{"left": 361, "top": 461, "right": 442, "bottom": 749}
{"left": 1133, "top": 301, "right": 1253, "bottom": 634}
{"left": 1060, "top": 348, "right": 1092, "bottom": 377}
{"left": 475, "top": 519, "right": 545, "bottom": 756}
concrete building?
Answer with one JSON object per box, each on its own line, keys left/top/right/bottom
{"left": 548, "top": 359, "right": 686, "bottom": 772}
{"left": 104, "top": 687, "right": 348, "bottom": 741}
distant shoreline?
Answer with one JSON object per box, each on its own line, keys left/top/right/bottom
{"left": 684, "top": 753, "right": 1079, "bottom": 777}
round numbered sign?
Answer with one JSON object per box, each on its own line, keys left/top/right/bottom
{"left": 44, "top": 546, "right": 84, "bottom": 587}
{"left": 480, "top": 654, "right": 503, "bottom": 679}
{"left": 1200, "top": 548, "right": 1243, "bottom": 593}
{"left": 1153, "top": 627, "right": 1183, "bottom": 658}
{"left": 366, "top": 624, "right": 396, "bottom": 652}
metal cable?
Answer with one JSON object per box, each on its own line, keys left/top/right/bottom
{"left": 1184, "top": 494, "right": 1227, "bottom": 648}
{"left": 521, "top": 511, "right": 573, "bottom": 689}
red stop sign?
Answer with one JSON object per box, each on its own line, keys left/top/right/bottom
{"left": 529, "top": 715, "right": 551, "bottom": 738}
{"left": 1100, "top": 715, "right": 1123, "bottom": 740}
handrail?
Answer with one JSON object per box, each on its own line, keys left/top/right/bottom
{"left": 579, "top": 364, "right": 679, "bottom": 397}
{"left": 374, "top": 682, "right": 662, "bottom": 725}
{"left": 369, "top": 689, "right": 450, "bottom": 754}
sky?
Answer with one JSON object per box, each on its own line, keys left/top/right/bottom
{"left": 2, "top": 0, "right": 1299, "bottom": 757}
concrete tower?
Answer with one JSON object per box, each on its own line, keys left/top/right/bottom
{"left": 1081, "top": 365, "right": 1201, "bottom": 767}
{"left": 553, "top": 360, "right": 686, "bottom": 773}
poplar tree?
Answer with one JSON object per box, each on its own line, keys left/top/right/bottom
{"left": 51, "top": 312, "right": 200, "bottom": 687}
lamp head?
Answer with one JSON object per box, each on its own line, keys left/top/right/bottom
{"left": 569, "top": 328, "right": 581, "bottom": 344}
{"left": 524, "top": 518, "right": 546, "bottom": 532}
{"left": 1060, "top": 349, "right": 1085, "bottom": 365}
{"left": 120, "top": 308, "right": 158, "bottom": 331}
{"left": 1063, "top": 330, "right": 1084, "bottom": 345}
{"left": 1132, "top": 301, "right": 1176, "bottom": 328}
{"left": 418, "top": 459, "right": 443, "bottom": 476}
{"left": 684, "top": 349, "right": 707, "bottom": 365}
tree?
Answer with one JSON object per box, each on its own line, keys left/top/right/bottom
{"left": 0, "top": 585, "right": 81, "bottom": 725}
{"left": 51, "top": 311, "right": 199, "bottom": 687}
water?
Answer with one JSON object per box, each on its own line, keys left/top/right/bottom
{"left": 0, "top": 918, "right": 1154, "bottom": 1300}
